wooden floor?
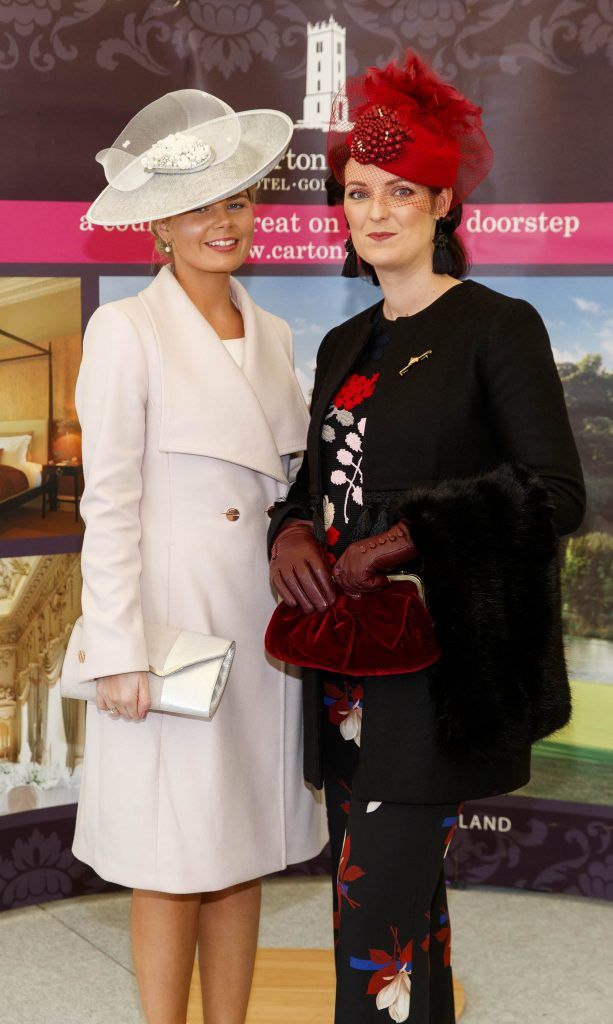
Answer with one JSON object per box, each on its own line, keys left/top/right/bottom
{"left": 187, "top": 949, "right": 466, "bottom": 1022}
{"left": 0, "top": 505, "right": 83, "bottom": 539}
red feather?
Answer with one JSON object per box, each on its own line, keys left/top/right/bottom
{"left": 363, "top": 51, "right": 483, "bottom": 136}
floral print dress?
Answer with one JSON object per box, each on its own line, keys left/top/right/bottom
{"left": 319, "top": 309, "right": 460, "bottom": 1024}
{"left": 320, "top": 309, "right": 394, "bottom": 754}
{"left": 321, "top": 312, "right": 389, "bottom": 563}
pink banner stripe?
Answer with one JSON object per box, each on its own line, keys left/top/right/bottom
{"left": 0, "top": 201, "right": 611, "bottom": 265}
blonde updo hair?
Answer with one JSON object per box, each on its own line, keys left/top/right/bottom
{"left": 150, "top": 184, "right": 258, "bottom": 262}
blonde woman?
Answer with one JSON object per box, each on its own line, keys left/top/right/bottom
{"left": 73, "top": 91, "right": 326, "bottom": 1024}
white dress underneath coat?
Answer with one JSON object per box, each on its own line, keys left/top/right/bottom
{"left": 72, "top": 268, "right": 327, "bottom": 892}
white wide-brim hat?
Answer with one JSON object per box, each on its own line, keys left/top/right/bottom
{"left": 86, "top": 89, "right": 293, "bottom": 226}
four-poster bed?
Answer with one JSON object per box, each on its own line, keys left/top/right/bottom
{"left": 0, "top": 327, "right": 52, "bottom": 515}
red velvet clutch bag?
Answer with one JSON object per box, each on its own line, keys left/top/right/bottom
{"left": 265, "top": 576, "right": 440, "bottom": 677}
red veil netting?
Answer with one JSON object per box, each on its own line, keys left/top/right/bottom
{"left": 327, "top": 51, "right": 493, "bottom": 211}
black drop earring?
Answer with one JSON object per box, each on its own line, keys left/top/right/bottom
{"left": 342, "top": 235, "right": 359, "bottom": 278}
{"left": 434, "top": 219, "right": 449, "bottom": 251}
{"left": 433, "top": 218, "right": 455, "bottom": 274}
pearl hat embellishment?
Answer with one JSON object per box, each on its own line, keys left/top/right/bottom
{"left": 141, "top": 133, "right": 215, "bottom": 174}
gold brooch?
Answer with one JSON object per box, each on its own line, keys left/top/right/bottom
{"left": 399, "top": 349, "right": 433, "bottom": 376}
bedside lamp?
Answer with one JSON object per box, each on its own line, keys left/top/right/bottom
{"left": 53, "top": 419, "right": 82, "bottom": 463}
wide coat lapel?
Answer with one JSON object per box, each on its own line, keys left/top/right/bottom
{"left": 139, "top": 267, "right": 309, "bottom": 483}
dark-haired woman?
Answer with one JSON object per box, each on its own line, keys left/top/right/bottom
{"left": 268, "top": 53, "right": 584, "bottom": 1024}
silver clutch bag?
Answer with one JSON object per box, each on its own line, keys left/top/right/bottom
{"left": 60, "top": 617, "right": 235, "bottom": 719}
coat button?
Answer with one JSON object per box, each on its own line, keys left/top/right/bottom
{"left": 78, "top": 650, "right": 86, "bottom": 663}
{"left": 266, "top": 505, "right": 275, "bottom": 519}
{"left": 225, "top": 508, "right": 240, "bottom": 522}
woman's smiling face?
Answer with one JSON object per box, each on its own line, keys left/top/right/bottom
{"left": 157, "top": 192, "right": 255, "bottom": 274}
{"left": 343, "top": 159, "right": 451, "bottom": 275}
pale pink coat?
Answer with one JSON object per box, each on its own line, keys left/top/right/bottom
{"left": 72, "top": 266, "right": 326, "bottom": 892}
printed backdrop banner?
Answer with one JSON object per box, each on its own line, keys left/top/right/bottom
{"left": 0, "top": 202, "right": 609, "bottom": 266}
{"left": 0, "top": 1, "right": 612, "bottom": 910}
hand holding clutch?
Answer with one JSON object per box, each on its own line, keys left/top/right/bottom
{"left": 96, "top": 672, "right": 151, "bottom": 721}
{"left": 270, "top": 519, "right": 337, "bottom": 614}
{"left": 333, "top": 520, "right": 418, "bottom": 595}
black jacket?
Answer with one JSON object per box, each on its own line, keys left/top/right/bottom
{"left": 268, "top": 281, "right": 585, "bottom": 803}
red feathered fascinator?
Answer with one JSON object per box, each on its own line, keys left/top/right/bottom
{"left": 328, "top": 51, "right": 493, "bottom": 206}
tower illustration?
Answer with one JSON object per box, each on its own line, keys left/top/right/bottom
{"left": 297, "top": 15, "right": 347, "bottom": 131}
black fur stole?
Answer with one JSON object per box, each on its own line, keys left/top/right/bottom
{"left": 393, "top": 464, "right": 571, "bottom": 758}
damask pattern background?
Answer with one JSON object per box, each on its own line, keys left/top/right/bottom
{"left": 1, "top": 0, "right": 612, "bottom": 200}
{"left": 2, "top": 1, "right": 612, "bottom": 76}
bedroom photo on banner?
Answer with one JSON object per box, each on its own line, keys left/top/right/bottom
{"left": 0, "top": 3, "right": 611, "bottom": 1024}
{"left": 0, "top": 279, "right": 84, "bottom": 551}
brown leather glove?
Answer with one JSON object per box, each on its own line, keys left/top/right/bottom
{"left": 270, "top": 520, "right": 337, "bottom": 614}
{"left": 332, "top": 520, "right": 418, "bottom": 595}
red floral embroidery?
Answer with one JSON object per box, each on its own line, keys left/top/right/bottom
{"left": 435, "top": 924, "right": 451, "bottom": 966}
{"left": 338, "top": 776, "right": 352, "bottom": 816}
{"left": 324, "top": 681, "right": 364, "bottom": 727}
{"left": 366, "top": 930, "right": 413, "bottom": 996}
{"left": 337, "top": 832, "right": 365, "bottom": 914}
{"left": 443, "top": 820, "right": 459, "bottom": 851}
{"left": 421, "top": 909, "right": 452, "bottom": 965}
{"left": 326, "top": 525, "right": 340, "bottom": 547}
{"left": 333, "top": 372, "right": 380, "bottom": 411}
